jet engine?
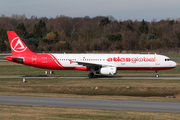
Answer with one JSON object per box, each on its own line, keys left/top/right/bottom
{"left": 96, "top": 66, "right": 117, "bottom": 75}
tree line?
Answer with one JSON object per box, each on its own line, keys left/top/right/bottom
{"left": 0, "top": 14, "right": 180, "bottom": 52}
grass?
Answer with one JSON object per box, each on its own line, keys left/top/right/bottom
{"left": 0, "top": 105, "right": 180, "bottom": 120}
{"left": 0, "top": 78, "right": 180, "bottom": 101}
{"left": 0, "top": 62, "right": 180, "bottom": 76}
{"left": 164, "top": 54, "right": 180, "bottom": 59}
{"left": 0, "top": 62, "right": 89, "bottom": 76}
{"left": 0, "top": 61, "right": 180, "bottom": 101}
{"left": 0, "top": 55, "right": 8, "bottom": 58}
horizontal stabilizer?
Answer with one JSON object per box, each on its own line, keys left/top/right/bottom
{"left": 5, "top": 56, "right": 24, "bottom": 62}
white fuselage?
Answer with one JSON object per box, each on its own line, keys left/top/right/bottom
{"left": 43, "top": 53, "right": 177, "bottom": 71}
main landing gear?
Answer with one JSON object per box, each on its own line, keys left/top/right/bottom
{"left": 88, "top": 68, "right": 95, "bottom": 78}
{"left": 155, "top": 70, "right": 159, "bottom": 77}
{"left": 88, "top": 72, "right": 94, "bottom": 78}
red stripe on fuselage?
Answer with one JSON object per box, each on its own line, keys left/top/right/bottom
{"left": 48, "top": 54, "right": 63, "bottom": 67}
{"left": 29, "top": 54, "right": 64, "bottom": 70}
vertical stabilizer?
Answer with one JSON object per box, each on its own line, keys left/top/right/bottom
{"left": 7, "top": 31, "right": 34, "bottom": 56}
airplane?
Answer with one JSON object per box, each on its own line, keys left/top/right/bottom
{"left": 4, "top": 31, "right": 177, "bottom": 78}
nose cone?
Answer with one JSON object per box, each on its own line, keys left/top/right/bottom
{"left": 173, "top": 61, "right": 177, "bottom": 67}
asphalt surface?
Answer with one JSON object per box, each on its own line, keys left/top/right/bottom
{"left": 0, "top": 95, "right": 179, "bottom": 113}
{"left": 0, "top": 75, "right": 180, "bottom": 80}
{"left": 0, "top": 58, "right": 7, "bottom": 62}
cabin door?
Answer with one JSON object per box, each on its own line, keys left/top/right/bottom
{"left": 155, "top": 57, "right": 160, "bottom": 65}
{"left": 32, "top": 55, "right": 37, "bottom": 64}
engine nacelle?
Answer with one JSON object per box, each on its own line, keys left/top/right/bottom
{"left": 97, "top": 67, "right": 117, "bottom": 75}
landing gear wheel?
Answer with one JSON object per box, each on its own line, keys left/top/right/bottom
{"left": 156, "top": 74, "right": 159, "bottom": 78}
{"left": 155, "top": 70, "right": 159, "bottom": 78}
{"left": 88, "top": 73, "right": 94, "bottom": 78}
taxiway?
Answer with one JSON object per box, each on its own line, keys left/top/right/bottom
{"left": 0, "top": 95, "right": 179, "bottom": 113}
{"left": 0, "top": 75, "right": 180, "bottom": 80}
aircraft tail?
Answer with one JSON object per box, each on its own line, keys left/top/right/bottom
{"left": 7, "top": 31, "right": 34, "bottom": 56}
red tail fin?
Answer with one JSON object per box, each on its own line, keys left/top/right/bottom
{"left": 7, "top": 31, "right": 34, "bottom": 56}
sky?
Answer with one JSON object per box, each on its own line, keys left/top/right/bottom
{"left": 0, "top": 0, "right": 180, "bottom": 22}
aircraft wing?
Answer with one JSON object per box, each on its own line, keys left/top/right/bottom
{"left": 75, "top": 61, "right": 110, "bottom": 68}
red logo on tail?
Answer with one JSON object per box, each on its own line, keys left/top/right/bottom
{"left": 11, "top": 37, "right": 27, "bottom": 53}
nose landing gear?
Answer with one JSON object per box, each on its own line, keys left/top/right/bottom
{"left": 155, "top": 70, "right": 159, "bottom": 77}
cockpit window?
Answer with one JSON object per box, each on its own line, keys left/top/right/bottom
{"left": 165, "top": 59, "right": 171, "bottom": 61}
